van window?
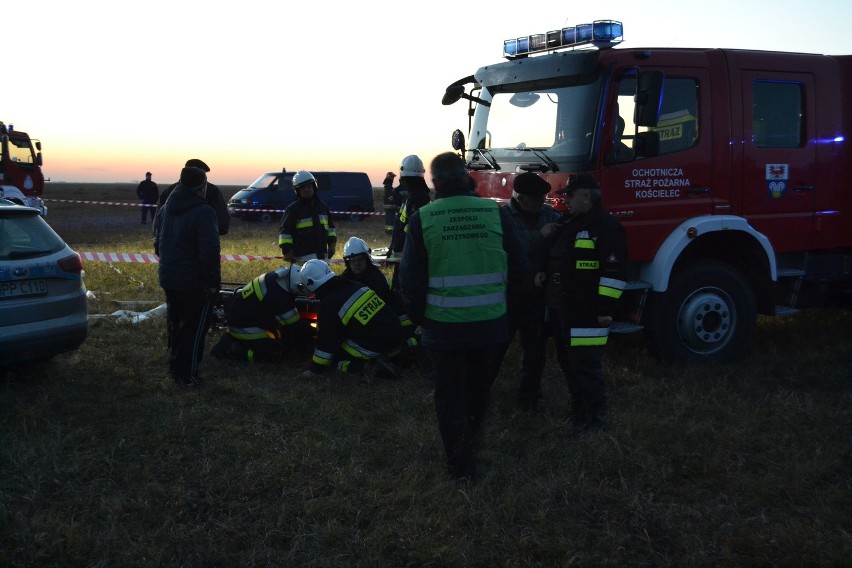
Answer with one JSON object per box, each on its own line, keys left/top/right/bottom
{"left": 313, "top": 173, "right": 331, "bottom": 193}
{"left": 752, "top": 81, "right": 803, "bottom": 148}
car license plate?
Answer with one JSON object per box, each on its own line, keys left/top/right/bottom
{"left": 0, "top": 279, "right": 48, "bottom": 299}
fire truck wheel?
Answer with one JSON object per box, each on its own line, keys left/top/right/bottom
{"left": 647, "top": 260, "right": 756, "bottom": 363}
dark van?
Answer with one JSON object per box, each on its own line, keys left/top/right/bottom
{"left": 227, "top": 171, "right": 375, "bottom": 223}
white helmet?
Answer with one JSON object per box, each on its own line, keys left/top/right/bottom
{"left": 400, "top": 155, "right": 425, "bottom": 178}
{"left": 300, "top": 259, "right": 334, "bottom": 292}
{"left": 343, "top": 237, "right": 371, "bottom": 260}
{"left": 274, "top": 265, "right": 301, "bottom": 293}
{"left": 292, "top": 170, "right": 317, "bottom": 190}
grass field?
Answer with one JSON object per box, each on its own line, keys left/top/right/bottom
{"left": 1, "top": 184, "right": 851, "bottom": 566}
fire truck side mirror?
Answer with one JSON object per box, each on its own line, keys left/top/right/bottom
{"left": 443, "top": 85, "right": 465, "bottom": 106}
{"left": 634, "top": 71, "right": 665, "bottom": 127}
{"left": 451, "top": 129, "right": 466, "bottom": 153}
{"left": 36, "top": 153, "right": 43, "bottom": 167}
{"left": 633, "top": 131, "right": 660, "bottom": 158}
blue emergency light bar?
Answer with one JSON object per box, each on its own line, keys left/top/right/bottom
{"left": 503, "top": 20, "right": 623, "bottom": 59}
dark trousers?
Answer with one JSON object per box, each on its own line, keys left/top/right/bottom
{"left": 164, "top": 288, "right": 214, "bottom": 382}
{"left": 430, "top": 344, "right": 504, "bottom": 478}
{"left": 141, "top": 201, "right": 156, "bottom": 223}
{"left": 549, "top": 308, "right": 606, "bottom": 422}
{"left": 506, "top": 293, "right": 549, "bottom": 405}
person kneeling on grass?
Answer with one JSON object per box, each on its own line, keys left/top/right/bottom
{"left": 340, "top": 236, "right": 421, "bottom": 364}
{"left": 296, "top": 259, "right": 407, "bottom": 379}
{"left": 211, "top": 265, "right": 312, "bottom": 362}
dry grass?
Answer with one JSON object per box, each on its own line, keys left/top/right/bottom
{"left": 1, "top": 184, "right": 850, "bottom": 566}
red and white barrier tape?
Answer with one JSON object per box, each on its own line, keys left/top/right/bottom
{"left": 45, "top": 198, "right": 383, "bottom": 216}
{"left": 77, "top": 252, "right": 399, "bottom": 264}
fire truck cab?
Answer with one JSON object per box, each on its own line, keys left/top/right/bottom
{"left": 0, "top": 121, "right": 46, "bottom": 215}
{"left": 443, "top": 21, "right": 852, "bottom": 362}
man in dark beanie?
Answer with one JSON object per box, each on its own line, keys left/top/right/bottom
{"left": 532, "top": 173, "right": 628, "bottom": 432}
{"left": 500, "top": 172, "right": 562, "bottom": 412}
{"left": 399, "top": 152, "right": 525, "bottom": 482}
{"left": 153, "top": 166, "right": 221, "bottom": 385}
{"left": 159, "top": 158, "right": 230, "bottom": 235}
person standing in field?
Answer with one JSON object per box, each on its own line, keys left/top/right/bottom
{"left": 399, "top": 152, "right": 525, "bottom": 482}
{"left": 382, "top": 171, "right": 397, "bottom": 234}
{"left": 500, "top": 172, "right": 563, "bottom": 412}
{"left": 159, "top": 158, "right": 230, "bottom": 236}
{"left": 388, "top": 154, "right": 431, "bottom": 290}
{"left": 136, "top": 171, "right": 159, "bottom": 224}
{"left": 533, "top": 173, "right": 628, "bottom": 433}
{"left": 278, "top": 171, "right": 337, "bottom": 263}
{"left": 153, "top": 166, "right": 221, "bottom": 386}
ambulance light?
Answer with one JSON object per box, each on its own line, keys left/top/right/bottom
{"left": 503, "top": 20, "right": 623, "bottom": 59}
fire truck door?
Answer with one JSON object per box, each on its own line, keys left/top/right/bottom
{"left": 741, "top": 71, "right": 816, "bottom": 251}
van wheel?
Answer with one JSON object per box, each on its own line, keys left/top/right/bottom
{"left": 645, "top": 260, "right": 756, "bottom": 363}
{"left": 346, "top": 206, "right": 364, "bottom": 221}
{"left": 259, "top": 212, "right": 274, "bottom": 224}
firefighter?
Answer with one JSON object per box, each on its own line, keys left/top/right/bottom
{"left": 382, "top": 171, "right": 397, "bottom": 234}
{"left": 533, "top": 173, "right": 628, "bottom": 433}
{"left": 388, "top": 155, "right": 431, "bottom": 288}
{"left": 278, "top": 171, "right": 337, "bottom": 263}
{"left": 295, "top": 259, "right": 406, "bottom": 379}
{"left": 500, "top": 172, "right": 562, "bottom": 412}
{"left": 399, "top": 152, "right": 526, "bottom": 482}
{"left": 341, "top": 236, "right": 420, "bottom": 365}
{"left": 210, "top": 265, "right": 312, "bottom": 362}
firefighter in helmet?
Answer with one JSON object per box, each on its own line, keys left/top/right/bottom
{"left": 295, "top": 259, "right": 407, "bottom": 379}
{"left": 341, "top": 236, "right": 419, "bottom": 361}
{"left": 382, "top": 171, "right": 397, "bottom": 234}
{"left": 211, "top": 265, "right": 312, "bottom": 362}
{"left": 278, "top": 171, "right": 337, "bottom": 263}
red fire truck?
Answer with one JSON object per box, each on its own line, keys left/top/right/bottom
{"left": 441, "top": 20, "right": 851, "bottom": 362}
{"left": 0, "top": 121, "right": 46, "bottom": 215}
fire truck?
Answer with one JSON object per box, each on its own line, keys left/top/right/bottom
{"left": 0, "top": 121, "right": 46, "bottom": 215}
{"left": 441, "top": 20, "right": 851, "bottom": 362}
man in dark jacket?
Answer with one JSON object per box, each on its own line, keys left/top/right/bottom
{"left": 399, "top": 152, "right": 526, "bottom": 482}
{"left": 533, "top": 173, "right": 628, "bottom": 432}
{"left": 136, "top": 171, "right": 159, "bottom": 224}
{"left": 501, "top": 172, "right": 562, "bottom": 411}
{"left": 295, "top": 259, "right": 405, "bottom": 379}
{"left": 278, "top": 171, "right": 337, "bottom": 263}
{"left": 153, "top": 166, "right": 221, "bottom": 385}
{"left": 159, "top": 158, "right": 230, "bottom": 236}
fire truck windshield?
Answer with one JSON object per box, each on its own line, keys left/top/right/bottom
{"left": 468, "top": 75, "right": 604, "bottom": 170}
{"left": 7, "top": 135, "right": 36, "bottom": 165}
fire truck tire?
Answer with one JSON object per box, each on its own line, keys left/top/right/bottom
{"left": 646, "top": 260, "right": 756, "bottom": 363}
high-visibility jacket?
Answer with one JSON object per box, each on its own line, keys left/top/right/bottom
{"left": 310, "top": 276, "right": 403, "bottom": 371}
{"left": 278, "top": 197, "right": 336, "bottom": 261}
{"left": 420, "top": 195, "right": 508, "bottom": 323}
{"left": 226, "top": 271, "right": 300, "bottom": 340}
{"left": 539, "top": 205, "right": 628, "bottom": 348}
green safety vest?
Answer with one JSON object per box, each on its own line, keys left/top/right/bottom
{"left": 420, "top": 195, "right": 508, "bottom": 323}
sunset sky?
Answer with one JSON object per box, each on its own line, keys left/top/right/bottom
{"left": 6, "top": 0, "right": 850, "bottom": 187}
